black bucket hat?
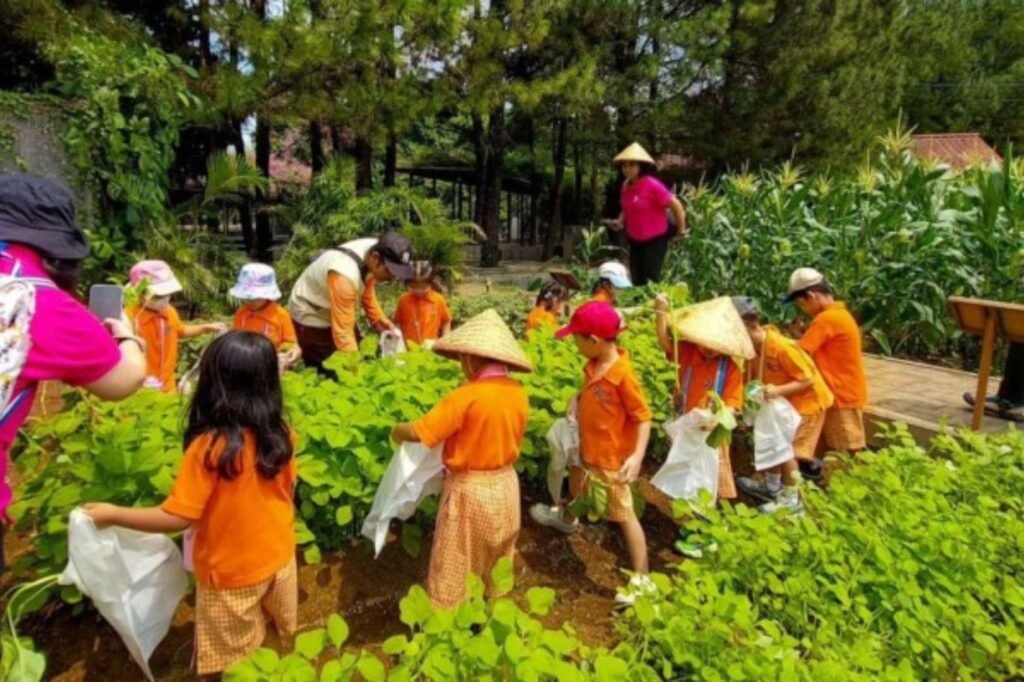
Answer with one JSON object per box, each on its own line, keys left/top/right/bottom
{"left": 0, "top": 174, "right": 89, "bottom": 260}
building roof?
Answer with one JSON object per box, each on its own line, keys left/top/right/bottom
{"left": 910, "top": 133, "right": 1002, "bottom": 170}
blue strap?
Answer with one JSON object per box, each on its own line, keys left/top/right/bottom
{"left": 714, "top": 357, "right": 729, "bottom": 395}
{"left": 0, "top": 388, "right": 31, "bottom": 427}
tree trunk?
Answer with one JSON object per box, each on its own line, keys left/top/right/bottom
{"left": 543, "top": 117, "right": 568, "bottom": 260}
{"left": 384, "top": 131, "right": 397, "bottom": 187}
{"left": 572, "top": 136, "right": 583, "bottom": 224}
{"left": 255, "top": 116, "right": 273, "bottom": 262}
{"left": 231, "top": 120, "right": 254, "bottom": 254}
{"left": 472, "top": 115, "right": 486, "bottom": 228}
{"left": 355, "top": 137, "right": 374, "bottom": 193}
{"left": 198, "top": 0, "right": 211, "bottom": 68}
{"left": 310, "top": 120, "right": 325, "bottom": 175}
{"left": 330, "top": 125, "right": 344, "bottom": 158}
{"left": 480, "top": 108, "right": 505, "bottom": 267}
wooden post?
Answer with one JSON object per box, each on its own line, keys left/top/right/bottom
{"left": 972, "top": 311, "right": 998, "bottom": 430}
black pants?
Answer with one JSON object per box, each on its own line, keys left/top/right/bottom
{"left": 294, "top": 322, "right": 339, "bottom": 379}
{"left": 628, "top": 230, "right": 671, "bottom": 286}
{"left": 998, "top": 341, "right": 1024, "bottom": 404}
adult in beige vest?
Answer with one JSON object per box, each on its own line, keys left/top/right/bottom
{"left": 289, "top": 232, "right": 414, "bottom": 372}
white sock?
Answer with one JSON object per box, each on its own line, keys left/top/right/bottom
{"left": 765, "top": 473, "right": 782, "bottom": 488}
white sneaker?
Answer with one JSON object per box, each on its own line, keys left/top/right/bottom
{"left": 529, "top": 503, "right": 580, "bottom": 534}
{"left": 759, "top": 488, "right": 804, "bottom": 515}
{"left": 615, "top": 574, "right": 658, "bottom": 606}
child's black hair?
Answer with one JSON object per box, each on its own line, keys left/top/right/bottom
{"left": 184, "top": 331, "right": 293, "bottom": 481}
{"left": 536, "top": 281, "right": 567, "bottom": 308}
{"left": 591, "top": 278, "right": 613, "bottom": 294}
{"left": 795, "top": 281, "right": 834, "bottom": 298}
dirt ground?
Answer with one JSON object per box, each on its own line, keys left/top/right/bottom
{"left": 11, "top": 472, "right": 688, "bottom": 682}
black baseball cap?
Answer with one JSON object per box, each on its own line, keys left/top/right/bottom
{"left": 0, "top": 174, "right": 89, "bottom": 260}
{"left": 374, "top": 231, "right": 415, "bottom": 280}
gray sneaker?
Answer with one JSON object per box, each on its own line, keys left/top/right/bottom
{"left": 736, "top": 476, "right": 781, "bottom": 501}
{"left": 529, "top": 503, "right": 580, "bottom": 534}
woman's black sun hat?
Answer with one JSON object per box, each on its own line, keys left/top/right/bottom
{"left": 0, "top": 174, "right": 89, "bottom": 260}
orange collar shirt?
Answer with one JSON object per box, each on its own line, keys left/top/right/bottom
{"left": 577, "top": 350, "right": 653, "bottom": 471}
{"left": 162, "top": 430, "right": 297, "bottom": 589}
{"left": 413, "top": 376, "right": 529, "bottom": 472}
{"left": 233, "top": 302, "right": 297, "bottom": 350}
{"left": 130, "top": 304, "right": 185, "bottom": 393}
{"left": 591, "top": 289, "right": 614, "bottom": 305}
{"left": 526, "top": 306, "right": 558, "bottom": 333}
{"left": 755, "top": 327, "right": 834, "bottom": 415}
{"left": 671, "top": 341, "right": 744, "bottom": 414}
{"left": 394, "top": 290, "right": 452, "bottom": 345}
{"left": 798, "top": 302, "right": 868, "bottom": 409}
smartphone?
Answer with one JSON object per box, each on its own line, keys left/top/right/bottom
{"left": 89, "top": 284, "right": 124, "bottom": 322}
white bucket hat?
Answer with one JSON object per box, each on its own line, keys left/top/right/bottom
{"left": 230, "top": 263, "right": 282, "bottom": 301}
{"left": 597, "top": 261, "right": 633, "bottom": 289}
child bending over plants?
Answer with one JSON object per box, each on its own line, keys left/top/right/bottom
{"left": 732, "top": 297, "right": 834, "bottom": 513}
{"left": 532, "top": 301, "right": 654, "bottom": 606}
{"left": 390, "top": 309, "right": 531, "bottom": 610}
{"left": 84, "top": 331, "right": 298, "bottom": 676}
{"left": 128, "top": 260, "right": 225, "bottom": 392}
{"left": 525, "top": 281, "right": 569, "bottom": 333}
{"left": 590, "top": 261, "right": 633, "bottom": 305}
{"left": 655, "top": 294, "right": 747, "bottom": 557}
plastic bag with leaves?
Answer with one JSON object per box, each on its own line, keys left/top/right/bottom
{"left": 544, "top": 416, "right": 580, "bottom": 503}
{"left": 652, "top": 410, "right": 720, "bottom": 503}
{"left": 362, "top": 442, "right": 444, "bottom": 558}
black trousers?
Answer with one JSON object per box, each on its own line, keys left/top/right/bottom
{"left": 628, "top": 230, "right": 671, "bottom": 286}
{"left": 998, "top": 341, "right": 1024, "bottom": 404}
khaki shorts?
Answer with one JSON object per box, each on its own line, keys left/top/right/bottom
{"left": 718, "top": 444, "right": 736, "bottom": 500}
{"left": 823, "top": 407, "right": 866, "bottom": 452}
{"left": 793, "top": 410, "right": 827, "bottom": 460}
{"left": 572, "top": 465, "right": 636, "bottom": 523}
{"left": 195, "top": 558, "right": 298, "bottom": 675}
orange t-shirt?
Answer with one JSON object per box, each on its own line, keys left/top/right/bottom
{"left": 578, "top": 350, "right": 653, "bottom": 471}
{"left": 526, "top": 306, "right": 558, "bottom": 333}
{"left": 591, "top": 289, "right": 614, "bottom": 304}
{"left": 754, "top": 327, "right": 834, "bottom": 416}
{"left": 393, "top": 290, "right": 451, "bottom": 345}
{"left": 798, "top": 302, "right": 867, "bottom": 409}
{"left": 327, "top": 272, "right": 389, "bottom": 353}
{"left": 162, "top": 430, "right": 297, "bottom": 589}
{"left": 671, "top": 341, "right": 743, "bottom": 413}
{"left": 232, "top": 302, "right": 297, "bottom": 350}
{"left": 129, "top": 305, "right": 185, "bottom": 393}
{"left": 413, "top": 376, "right": 528, "bottom": 472}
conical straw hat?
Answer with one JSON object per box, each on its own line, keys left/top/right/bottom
{"left": 432, "top": 309, "right": 534, "bottom": 372}
{"left": 669, "top": 296, "right": 756, "bottom": 360}
{"left": 613, "top": 142, "right": 656, "bottom": 166}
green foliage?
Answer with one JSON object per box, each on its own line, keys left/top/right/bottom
{"left": 669, "top": 142, "right": 1024, "bottom": 363}
{"left": 225, "top": 561, "right": 650, "bottom": 681}
{"left": 449, "top": 287, "right": 534, "bottom": 335}
{"left": 621, "top": 425, "right": 1024, "bottom": 679}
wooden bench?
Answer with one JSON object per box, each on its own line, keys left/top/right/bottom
{"left": 948, "top": 296, "right": 1024, "bottom": 429}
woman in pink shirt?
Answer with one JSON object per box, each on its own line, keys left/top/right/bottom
{"left": 0, "top": 174, "right": 147, "bottom": 572}
{"left": 610, "top": 143, "right": 687, "bottom": 286}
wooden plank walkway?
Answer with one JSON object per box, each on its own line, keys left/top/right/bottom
{"left": 864, "top": 354, "right": 1014, "bottom": 446}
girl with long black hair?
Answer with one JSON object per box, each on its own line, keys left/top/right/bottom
{"left": 85, "top": 331, "right": 298, "bottom": 675}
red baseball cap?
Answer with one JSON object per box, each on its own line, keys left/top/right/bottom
{"left": 555, "top": 301, "right": 625, "bottom": 340}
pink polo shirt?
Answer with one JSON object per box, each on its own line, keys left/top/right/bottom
{"left": 621, "top": 175, "right": 675, "bottom": 242}
{"left": 0, "top": 244, "right": 121, "bottom": 520}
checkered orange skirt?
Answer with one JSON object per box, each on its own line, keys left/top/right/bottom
{"left": 427, "top": 467, "right": 521, "bottom": 610}
{"left": 194, "top": 557, "right": 298, "bottom": 675}
{"left": 823, "top": 407, "right": 866, "bottom": 452}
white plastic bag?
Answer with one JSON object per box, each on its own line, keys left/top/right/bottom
{"left": 652, "top": 410, "right": 719, "bottom": 503}
{"left": 545, "top": 417, "right": 581, "bottom": 503}
{"left": 380, "top": 330, "right": 407, "bottom": 357}
{"left": 361, "top": 442, "right": 444, "bottom": 557}
{"left": 753, "top": 398, "right": 801, "bottom": 471}
{"left": 59, "top": 508, "right": 188, "bottom": 681}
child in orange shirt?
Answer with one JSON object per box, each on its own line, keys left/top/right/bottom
{"left": 526, "top": 281, "right": 568, "bottom": 333}
{"left": 591, "top": 261, "right": 633, "bottom": 305}
{"left": 128, "top": 260, "right": 223, "bottom": 392}
{"left": 231, "top": 263, "right": 301, "bottom": 369}
{"left": 391, "top": 309, "right": 530, "bottom": 609}
{"left": 534, "top": 301, "right": 653, "bottom": 604}
{"left": 733, "top": 297, "right": 834, "bottom": 512}
{"left": 84, "top": 331, "right": 298, "bottom": 675}
{"left": 393, "top": 261, "right": 452, "bottom": 347}
{"left": 785, "top": 268, "right": 868, "bottom": 474}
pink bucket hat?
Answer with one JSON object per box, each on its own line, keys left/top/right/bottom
{"left": 230, "top": 263, "right": 282, "bottom": 301}
{"left": 129, "top": 260, "right": 183, "bottom": 297}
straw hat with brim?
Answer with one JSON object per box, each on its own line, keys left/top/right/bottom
{"left": 432, "top": 309, "right": 533, "bottom": 372}
{"left": 669, "top": 296, "right": 756, "bottom": 360}
{"left": 613, "top": 142, "right": 656, "bottom": 166}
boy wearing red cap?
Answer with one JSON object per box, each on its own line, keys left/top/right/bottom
{"left": 532, "top": 301, "right": 654, "bottom": 604}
